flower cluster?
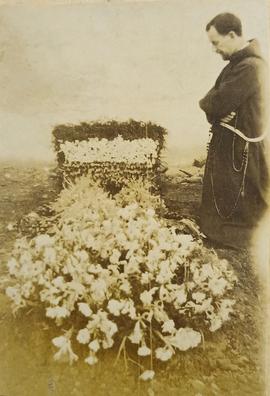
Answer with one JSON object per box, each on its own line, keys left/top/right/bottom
{"left": 58, "top": 137, "right": 160, "bottom": 191}
{"left": 5, "top": 177, "right": 237, "bottom": 378}
{"left": 61, "top": 162, "right": 157, "bottom": 192}
{"left": 52, "top": 120, "right": 167, "bottom": 156}
{"left": 60, "top": 137, "right": 158, "bottom": 165}
{"left": 53, "top": 120, "right": 166, "bottom": 196}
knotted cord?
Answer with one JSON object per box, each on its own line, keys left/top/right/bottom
{"left": 209, "top": 113, "right": 253, "bottom": 219}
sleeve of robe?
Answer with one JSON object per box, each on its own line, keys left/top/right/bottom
{"left": 199, "top": 61, "right": 260, "bottom": 122}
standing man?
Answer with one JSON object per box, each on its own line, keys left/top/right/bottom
{"left": 199, "top": 13, "right": 269, "bottom": 249}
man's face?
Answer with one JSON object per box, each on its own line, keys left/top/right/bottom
{"left": 207, "top": 26, "right": 235, "bottom": 60}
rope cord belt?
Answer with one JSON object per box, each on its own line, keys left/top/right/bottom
{"left": 220, "top": 122, "right": 267, "bottom": 142}
{"left": 207, "top": 115, "right": 266, "bottom": 218}
{"left": 209, "top": 136, "right": 249, "bottom": 219}
{"left": 210, "top": 153, "right": 248, "bottom": 219}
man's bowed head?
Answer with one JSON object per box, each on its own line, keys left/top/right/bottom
{"left": 206, "top": 13, "right": 248, "bottom": 61}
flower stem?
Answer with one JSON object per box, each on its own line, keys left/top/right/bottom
{"left": 127, "top": 358, "right": 144, "bottom": 370}
{"left": 199, "top": 328, "right": 205, "bottom": 350}
{"left": 113, "top": 335, "right": 127, "bottom": 367}
{"left": 150, "top": 319, "right": 153, "bottom": 372}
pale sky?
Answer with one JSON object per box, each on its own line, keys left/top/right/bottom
{"left": 0, "top": 0, "right": 269, "bottom": 165}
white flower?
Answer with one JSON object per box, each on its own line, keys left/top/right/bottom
{"left": 77, "top": 328, "right": 91, "bottom": 344}
{"left": 7, "top": 258, "right": 18, "bottom": 274}
{"left": 6, "top": 286, "right": 18, "bottom": 299}
{"left": 6, "top": 286, "right": 24, "bottom": 308}
{"left": 174, "top": 288, "right": 187, "bottom": 306}
{"left": 209, "top": 315, "right": 223, "bottom": 332}
{"left": 119, "top": 280, "right": 131, "bottom": 295}
{"left": 129, "top": 321, "right": 143, "bottom": 344}
{"left": 177, "top": 234, "right": 193, "bottom": 250}
{"left": 192, "top": 292, "right": 206, "bottom": 304}
{"left": 141, "top": 310, "right": 154, "bottom": 322}
{"left": 116, "top": 232, "right": 127, "bottom": 245}
{"left": 155, "top": 347, "right": 173, "bottom": 361}
{"left": 140, "top": 287, "right": 157, "bottom": 306}
{"left": 137, "top": 345, "right": 151, "bottom": 356}
{"left": 208, "top": 277, "right": 228, "bottom": 296}
{"left": 43, "top": 247, "right": 56, "bottom": 263}
{"left": 125, "top": 256, "right": 140, "bottom": 274}
{"left": 78, "top": 303, "right": 92, "bottom": 317}
{"left": 121, "top": 300, "right": 137, "bottom": 320}
{"left": 53, "top": 276, "right": 65, "bottom": 289}
{"left": 35, "top": 234, "right": 54, "bottom": 249}
{"left": 21, "top": 281, "right": 34, "bottom": 298}
{"left": 109, "top": 322, "right": 118, "bottom": 337}
{"left": 146, "top": 208, "right": 155, "bottom": 217}
{"left": 60, "top": 136, "right": 158, "bottom": 165}
{"left": 159, "top": 285, "right": 172, "bottom": 303}
{"left": 46, "top": 306, "right": 70, "bottom": 319}
{"left": 52, "top": 336, "right": 67, "bottom": 348}
{"left": 156, "top": 261, "right": 173, "bottom": 284}
{"left": 107, "top": 299, "right": 124, "bottom": 316}
{"left": 69, "top": 280, "right": 85, "bottom": 296}
{"left": 100, "top": 318, "right": 118, "bottom": 338}
{"left": 201, "top": 263, "right": 215, "bottom": 279}
{"left": 218, "top": 299, "right": 235, "bottom": 321}
{"left": 153, "top": 304, "right": 169, "bottom": 323}
{"left": 162, "top": 320, "right": 175, "bottom": 334}
{"left": 118, "top": 206, "right": 135, "bottom": 220}
{"left": 102, "top": 338, "right": 114, "bottom": 349}
{"left": 75, "top": 250, "right": 89, "bottom": 262}
{"left": 52, "top": 336, "right": 78, "bottom": 365}
{"left": 88, "top": 263, "right": 103, "bottom": 274}
{"left": 85, "top": 354, "right": 98, "bottom": 365}
{"left": 88, "top": 340, "right": 100, "bottom": 352}
{"left": 186, "top": 281, "right": 196, "bottom": 291}
{"left": 54, "top": 346, "right": 78, "bottom": 364}
{"left": 19, "top": 251, "right": 32, "bottom": 266}
{"left": 141, "top": 272, "right": 152, "bottom": 284}
{"left": 91, "top": 279, "right": 107, "bottom": 303}
{"left": 193, "top": 298, "right": 213, "bottom": 314}
{"left": 6, "top": 223, "right": 14, "bottom": 231}
{"left": 139, "top": 370, "right": 155, "bottom": 381}
{"left": 167, "top": 327, "right": 201, "bottom": 351}
{"left": 109, "top": 249, "right": 121, "bottom": 264}
{"left": 147, "top": 248, "right": 163, "bottom": 263}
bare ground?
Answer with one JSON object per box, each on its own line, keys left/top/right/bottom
{"left": 0, "top": 161, "right": 267, "bottom": 396}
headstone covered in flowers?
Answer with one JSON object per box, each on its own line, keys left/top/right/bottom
{"left": 52, "top": 120, "right": 166, "bottom": 191}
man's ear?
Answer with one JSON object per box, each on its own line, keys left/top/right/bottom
{"left": 228, "top": 31, "right": 236, "bottom": 39}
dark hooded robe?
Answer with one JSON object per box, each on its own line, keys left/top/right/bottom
{"left": 199, "top": 39, "right": 269, "bottom": 249}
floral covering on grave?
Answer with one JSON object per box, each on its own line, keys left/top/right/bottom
{"left": 5, "top": 177, "right": 237, "bottom": 379}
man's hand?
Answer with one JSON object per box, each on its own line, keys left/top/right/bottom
{"left": 220, "top": 111, "right": 236, "bottom": 123}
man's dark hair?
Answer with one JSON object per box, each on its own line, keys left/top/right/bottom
{"left": 206, "top": 13, "right": 242, "bottom": 36}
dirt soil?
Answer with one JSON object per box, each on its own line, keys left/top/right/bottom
{"left": 0, "top": 161, "right": 268, "bottom": 396}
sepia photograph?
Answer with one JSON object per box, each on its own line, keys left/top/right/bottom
{"left": 0, "top": 0, "right": 269, "bottom": 395}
